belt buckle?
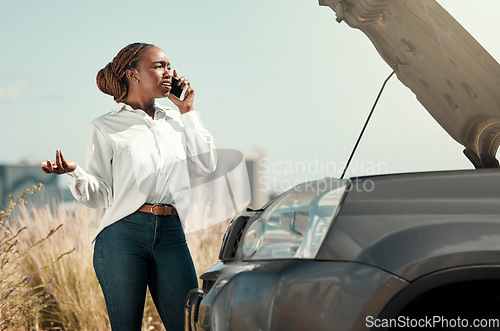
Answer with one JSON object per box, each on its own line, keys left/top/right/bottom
{"left": 151, "top": 203, "right": 165, "bottom": 216}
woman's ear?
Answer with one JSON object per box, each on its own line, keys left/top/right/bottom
{"left": 125, "top": 69, "right": 139, "bottom": 83}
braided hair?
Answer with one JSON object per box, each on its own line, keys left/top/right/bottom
{"left": 96, "top": 42, "right": 154, "bottom": 103}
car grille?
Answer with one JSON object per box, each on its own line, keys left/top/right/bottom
{"left": 218, "top": 215, "right": 251, "bottom": 261}
{"left": 202, "top": 279, "right": 215, "bottom": 293}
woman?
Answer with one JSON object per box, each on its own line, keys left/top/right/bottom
{"left": 41, "top": 42, "right": 217, "bottom": 330}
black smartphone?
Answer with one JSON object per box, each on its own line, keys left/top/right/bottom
{"left": 170, "top": 76, "right": 188, "bottom": 101}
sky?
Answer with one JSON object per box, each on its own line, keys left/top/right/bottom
{"left": 1, "top": 0, "right": 499, "bottom": 194}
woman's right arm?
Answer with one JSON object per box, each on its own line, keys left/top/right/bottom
{"left": 42, "top": 123, "right": 114, "bottom": 209}
{"left": 68, "top": 123, "right": 114, "bottom": 209}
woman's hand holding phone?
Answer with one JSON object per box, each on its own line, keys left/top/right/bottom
{"left": 168, "top": 70, "right": 194, "bottom": 114}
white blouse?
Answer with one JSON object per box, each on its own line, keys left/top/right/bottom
{"left": 67, "top": 102, "right": 217, "bottom": 242}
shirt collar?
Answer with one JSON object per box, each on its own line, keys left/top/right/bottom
{"left": 111, "top": 102, "right": 131, "bottom": 114}
{"left": 111, "top": 102, "right": 167, "bottom": 116}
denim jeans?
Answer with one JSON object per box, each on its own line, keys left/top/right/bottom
{"left": 93, "top": 211, "right": 198, "bottom": 331}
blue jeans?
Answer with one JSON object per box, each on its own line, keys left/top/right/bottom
{"left": 93, "top": 211, "right": 198, "bottom": 331}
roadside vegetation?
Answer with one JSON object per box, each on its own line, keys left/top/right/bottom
{"left": 1, "top": 185, "right": 226, "bottom": 330}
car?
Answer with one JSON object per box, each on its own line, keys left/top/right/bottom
{"left": 185, "top": 0, "right": 500, "bottom": 330}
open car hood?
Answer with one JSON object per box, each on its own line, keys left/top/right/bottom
{"left": 319, "top": 0, "right": 500, "bottom": 168}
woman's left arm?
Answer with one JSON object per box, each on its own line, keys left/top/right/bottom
{"left": 180, "top": 110, "right": 217, "bottom": 175}
{"left": 168, "top": 71, "right": 217, "bottom": 175}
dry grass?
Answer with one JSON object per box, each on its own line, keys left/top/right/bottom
{"left": 6, "top": 204, "right": 228, "bottom": 330}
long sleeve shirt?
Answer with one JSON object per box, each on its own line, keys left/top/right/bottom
{"left": 67, "top": 102, "right": 217, "bottom": 242}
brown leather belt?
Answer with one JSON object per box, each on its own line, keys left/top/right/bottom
{"left": 138, "top": 203, "right": 178, "bottom": 216}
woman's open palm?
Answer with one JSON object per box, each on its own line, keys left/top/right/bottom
{"left": 41, "top": 150, "right": 77, "bottom": 175}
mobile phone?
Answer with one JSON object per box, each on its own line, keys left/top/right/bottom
{"left": 170, "top": 76, "right": 188, "bottom": 101}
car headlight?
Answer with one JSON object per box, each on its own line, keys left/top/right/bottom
{"left": 242, "top": 177, "right": 350, "bottom": 260}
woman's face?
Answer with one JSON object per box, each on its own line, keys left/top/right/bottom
{"left": 131, "top": 46, "right": 173, "bottom": 100}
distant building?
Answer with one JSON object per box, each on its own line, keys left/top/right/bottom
{"left": 243, "top": 150, "right": 270, "bottom": 209}
{"left": 0, "top": 164, "right": 72, "bottom": 211}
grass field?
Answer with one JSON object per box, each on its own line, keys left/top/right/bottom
{"left": 2, "top": 203, "right": 228, "bottom": 330}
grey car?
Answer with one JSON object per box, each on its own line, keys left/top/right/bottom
{"left": 185, "top": 0, "right": 500, "bottom": 330}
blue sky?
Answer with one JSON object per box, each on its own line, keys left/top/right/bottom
{"left": 1, "top": 0, "right": 499, "bottom": 193}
